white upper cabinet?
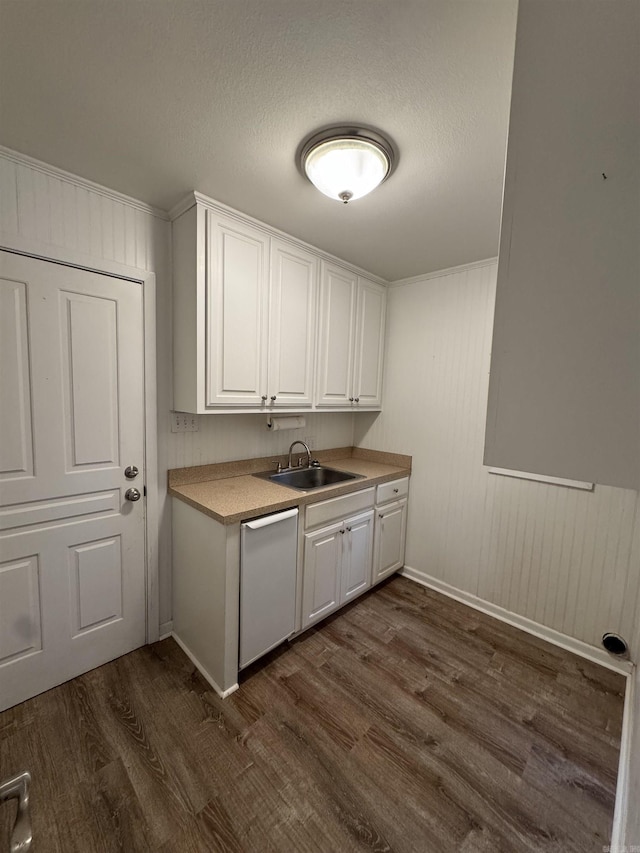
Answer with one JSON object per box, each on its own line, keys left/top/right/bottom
{"left": 316, "top": 262, "right": 358, "bottom": 407}
{"left": 206, "top": 213, "right": 270, "bottom": 407}
{"left": 267, "top": 239, "right": 318, "bottom": 408}
{"left": 172, "top": 193, "right": 387, "bottom": 414}
{"left": 316, "top": 264, "right": 386, "bottom": 409}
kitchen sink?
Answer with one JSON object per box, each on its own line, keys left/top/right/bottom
{"left": 253, "top": 465, "right": 363, "bottom": 491}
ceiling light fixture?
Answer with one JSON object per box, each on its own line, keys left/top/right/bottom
{"left": 299, "top": 126, "right": 396, "bottom": 204}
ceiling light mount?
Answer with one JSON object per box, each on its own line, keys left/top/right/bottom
{"left": 298, "top": 125, "right": 396, "bottom": 204}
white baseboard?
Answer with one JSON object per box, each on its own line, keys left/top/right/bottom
{"left": 171, "top": 631, "right": 239, "bottom": 699}
{"left": 400, "top": 566, "right": 633, "bottom": 676}
{"left": 158, "top": 620, "right": 173, "bottom": 641}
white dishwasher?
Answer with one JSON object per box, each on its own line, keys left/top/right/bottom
{"left": 239, "top": 507, "right": 298, "bottom": 669}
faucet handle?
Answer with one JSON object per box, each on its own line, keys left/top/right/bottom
{"left": 271, "top": 460, "right": 284, "bottom": 473}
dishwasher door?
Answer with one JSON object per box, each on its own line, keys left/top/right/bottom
{"left": 240, "top": 507, "right": 298, "bottom": 669}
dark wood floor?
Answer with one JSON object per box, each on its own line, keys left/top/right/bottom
{"left": 0, "top": 576, "right": 626, "bottom": 852}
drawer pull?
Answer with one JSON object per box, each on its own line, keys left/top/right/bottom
{"left": 393, "top": 488, "right": 399, "bottom": 493}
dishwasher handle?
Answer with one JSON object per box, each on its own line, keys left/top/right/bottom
{"left": 243, "top": 508, "right": 298, "bottom": 530}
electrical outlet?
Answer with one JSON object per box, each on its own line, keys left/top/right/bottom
{"left": 171, "top": 412, "right": 199, "bottom": 433}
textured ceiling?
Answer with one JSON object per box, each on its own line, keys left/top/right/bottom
{"left": 0, "top": 0, "right": 517, "bottom": 280}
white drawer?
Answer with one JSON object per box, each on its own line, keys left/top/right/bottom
{"left": 376, "top": 477, "right": 409, "bottom": 505}
{"left": 305, "top": 487, "right": 375, "bottom": 530}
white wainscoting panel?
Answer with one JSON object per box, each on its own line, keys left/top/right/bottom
{"left": 356, "top": 261, "right": 640, "bottom": 655}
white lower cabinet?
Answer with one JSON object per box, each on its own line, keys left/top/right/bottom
{"left": 373, "top": 498, "right": 408, "bottom": 584}
{"left": 341, "top": 511, "right": 375, "bottom": 602}
{"left": 301, "top": 480, "right": 409, "bottom": 629}
{"left": 301, "top": 494, "right": 375, "bottom": 629}
{"left": 372, "top": 476, "right": 409, "bottom": 585}
{"left": 301, "top": 520, "right": 343, "bottom": 627}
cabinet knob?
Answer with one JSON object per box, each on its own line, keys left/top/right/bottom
{"left": 349, "top": 397, "right": 354, "bottom": 403}
{"left": 270, "top": 395, "right": 277, "bottom": 402}
{"left": 379, "top": 513, "right": 384, "bottom": 519}
{"left": 393, "top": 488, "right": 399, "bottom": 493}
{"left": 340, "top": 529, "right": 345, "bottom": 535}
{"left": 346, "top": 526, "right": 352, "bottom": 532}
{"left": 354, "top": 397, "right": 360, "bottom": 403}
{"left": 261, "top": 395, "right": 268, "bottom": 401}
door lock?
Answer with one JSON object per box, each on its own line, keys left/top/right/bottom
{"left": 125, "top": 488, "right": 141, "bottom": 502}
{"left": 124, "top": 465, "right": 139, "bottom": 479}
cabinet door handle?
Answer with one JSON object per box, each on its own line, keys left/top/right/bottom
{"left": 261, "top": 395, "right": 268, "bottom": 401}
{"left": 379, "top": 513, "right": 384, "bottom": 519}
{"left": 270, "top": 395, "right": 277, "bottom": 401}
{"left": 393, "top": 488, "right": 399, "bottom": 493}
{"left": 349, "top": 397, "right": 354, "bottom": 402}
{"left": 340, "top": 529, "right": 345, "bottom": 534}
{"left": 346, "top": 526, "right": 352, "bottom": 532}
{"left": 354, "top": 397, "right": 360, "bottom": 403}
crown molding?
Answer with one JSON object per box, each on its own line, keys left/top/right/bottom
{"left": 390, "top": 256, "right": 498, "bottom": 288}
{"left": 0, "top": 146, "right": 169, "bottom": 220}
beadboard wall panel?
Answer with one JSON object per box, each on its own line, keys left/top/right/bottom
{"left": 355, "top": 262, "right": 640, "bottom": 655}
{"left": 164, "top": 413, "right": 355, "bottom": 471}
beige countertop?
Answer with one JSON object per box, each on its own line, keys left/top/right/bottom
{"left": 168, "top": 447, "right": 411, "bottom": 525}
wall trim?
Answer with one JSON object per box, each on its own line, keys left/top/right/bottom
{"left": 0, "top": 145, "right": 169, "bottom": 220}
{"left": 609, "top": 667, "right": 636, "bottom": 851}
{"left": 171, "top": 631, "right": 239, "bottom": 699}
{"left": 401, "top": 565, "right": 634, "bottom": 676}
{"left": 158, "top": 621, "right": 174, "bottom": 641}
{"left": 390, "top": 257, "right": 498, "bottom": 288}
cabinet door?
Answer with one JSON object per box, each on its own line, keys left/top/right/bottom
{"left": 302, "top": 521, "right": 343, "bottom": 629}
{"left": 268, "top": 239, "right": 318, "bottom": 407}
{"left": 354, "top": 278, "right": 386, "bottom": 409}
{"left": 373, "top": 499, "right": 407, "bottom": 584}
{"left": 315, "top": 262, "right": 357, "bottom": 407}
{"left": 341, "top": 510, "right": 374, "bottom": 603}
{"left": 206, "top": 213, "right": 269, "bottom": 407}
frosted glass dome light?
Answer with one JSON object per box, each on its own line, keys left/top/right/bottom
{"left": 299, "top": 127, "right": 395, "bottom": 204}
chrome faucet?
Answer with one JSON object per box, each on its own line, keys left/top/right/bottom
{"left": 288, "top": 440, "right": 311, "bottom": 470}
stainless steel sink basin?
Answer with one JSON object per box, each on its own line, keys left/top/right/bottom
{"left": 253, "top": 465, "right": 363, "bottom": 491}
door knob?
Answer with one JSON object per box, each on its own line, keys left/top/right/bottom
{"left": 125, "top": 488, "right": 141, "bottom": 502}
{"left": 124, "top": 465, "right": 139, "bottom": 479}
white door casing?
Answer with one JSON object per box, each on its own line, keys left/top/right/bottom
{"left": 0, "top": 251, "right": 147, "bottom": 711}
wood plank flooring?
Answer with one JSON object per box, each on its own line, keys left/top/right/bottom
{"left": 0, "top": 576, "right": 626, "bottom": 852}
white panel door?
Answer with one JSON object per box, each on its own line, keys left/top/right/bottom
{"left": 341, "top": 510, "right": 374, "bottom": 602}
{"left": 206, "top": 214, "right": 269, "bottom": 407}
{"left": 315, "top": 262, "right": 357, "bottom": 407}
{"left": 267, "top": 239, "right": 317, "bottom": 407}
{"left": 302, "top": 521, "right": 343, "bottom": 628}
{"left": 354, "top": 278, "right": 386, "bottom": 408}
{"left": 0, "top": 251, "right": 146, "bottom": 711}
{"left": 373, "top": 499, "right": 408, "bottom": 584}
